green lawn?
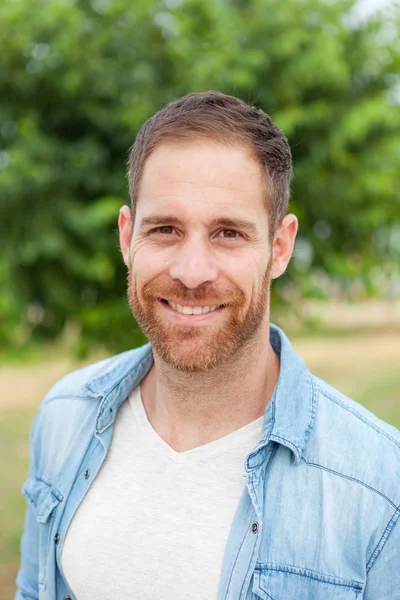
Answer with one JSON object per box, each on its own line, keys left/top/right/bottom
{"left": 1, "top": 332, "right": 399, "bottom": 597}
{"left": 0, "top": 408, "right": 37, "bottom": 599}
{"left": 0, "top": 409, "right": 37, "bottom": 559}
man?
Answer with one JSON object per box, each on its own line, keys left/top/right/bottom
{"left": 16, "top": 91, "right": 400, "bottom": 600}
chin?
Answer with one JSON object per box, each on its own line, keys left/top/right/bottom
{"left": 158, "top": 354, "right": 221, "bottom": 373}
{"left": 152, "top": 334, "right": 240, "bottom": 373}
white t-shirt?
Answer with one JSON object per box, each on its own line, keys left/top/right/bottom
{"left": 62, "top": 385, "right": 264, "bottom": 600}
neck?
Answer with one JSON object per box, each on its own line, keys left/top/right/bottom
{"left": 140, "top": 324, "right": 280, "bottom": 452}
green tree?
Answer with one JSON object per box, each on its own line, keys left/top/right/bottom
{"left": 1, "top": 0, "right": 399, "bottom": 352}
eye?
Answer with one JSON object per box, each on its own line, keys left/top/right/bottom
{"left": 217, "top": 229, "right": 242, "bottom": 239}
{"left": 151, "top": 226, "right": 175, "bottom": 235}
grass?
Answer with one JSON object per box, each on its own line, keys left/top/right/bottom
{"left": 356, "top": 372, "right": 400, "bottom": 425}
{"left": 0, "top": 409, "right": 36, "bottom": 563}
{"left": 1, "top": 330, "right": 399, "bottom": 596}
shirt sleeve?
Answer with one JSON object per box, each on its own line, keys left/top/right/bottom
{"left": 14, "top": 413, "right": 41, "bottom": 600}
{"left": 364, "top": 511, "right": 400, "bottom": 599}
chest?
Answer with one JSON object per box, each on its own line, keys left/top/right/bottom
{"left": 61, "top": 400, "right": 257, "bottom": 600}
{"left": 36, "top": 424, "right": 371, "bottom": 599}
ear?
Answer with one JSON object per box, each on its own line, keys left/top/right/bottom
{"left": 118, "top": 205, "right": 133, "bottom": 268}
{"left": 270, "top": 214, "right": 298, "bottom": 280}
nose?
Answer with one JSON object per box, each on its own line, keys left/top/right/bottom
{"left": 169, "top": 234, "right": 218, "bottom": 289}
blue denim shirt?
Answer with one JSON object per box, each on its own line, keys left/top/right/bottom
{"left": 15, "top": 325, "right": 400, "bottom": 599}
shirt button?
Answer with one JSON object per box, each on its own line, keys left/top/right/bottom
{"left": 64, "top": 596, "right": 72, "bottom": 600}
{"left": 251, "top": 522, "right": 259, "bottom": 534}
{"left": 84, "top": 469, "right": 90, "bottom": 479}
{"left": 54, "top": 533, "right": 60, "bottom": 544}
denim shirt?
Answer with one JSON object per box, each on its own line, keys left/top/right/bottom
{"left": 15, "top": 325, "right": 400, "bottom": 600}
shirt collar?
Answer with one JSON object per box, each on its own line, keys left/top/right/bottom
{"left": 85, "top": 345, "right": 154, "bottom": 434}
{"left": 247, "top": 324, "right": 317, "bottom": 469}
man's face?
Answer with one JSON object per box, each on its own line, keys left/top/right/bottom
{"left": 120, "top": 140, "right": 279, "bottom": 372}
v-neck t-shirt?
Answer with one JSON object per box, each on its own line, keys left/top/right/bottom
{"left": 61, "top": 385, "right": 264, "bottom": 600}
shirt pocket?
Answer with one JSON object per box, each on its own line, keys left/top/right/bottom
{"left": 252, "top": 565, "right": 364, "bottom": 600}
{"left": 22, "top": 476, "right": 63, "bottom": 589}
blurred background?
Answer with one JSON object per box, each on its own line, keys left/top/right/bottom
{"left": 1, "top": 0, "right": 399, "bottom": 596}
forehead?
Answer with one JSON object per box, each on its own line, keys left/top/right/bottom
{"left": 136, "top": 139, "right": 268, "bottom": 220}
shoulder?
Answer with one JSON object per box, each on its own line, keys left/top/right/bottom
{"left": 42, "top": 344, "right": 151, "bottom": 404}
{"left": 30, "top": 344, "right": 152, "bottom": 474}
{"left": 304, "top": 374, "right": 400, "bottom": 506}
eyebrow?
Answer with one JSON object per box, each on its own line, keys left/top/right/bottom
{"left": 210, "top": 217, "right": 258, "bottom": 235}
{"left": 140, "top": 215, "right": 185, "bottom": 229}
{"left": 140, "top": 215, "right": 258, "bottom": 235}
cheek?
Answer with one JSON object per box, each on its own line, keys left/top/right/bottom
{"left": 223, "top": 259, "right": 255, "bottom": 298}
{"left": 234, "top": 259, "right": 268, "bottom": 302}
{"left": 130, "top": 240, "right": 172, "bottom": 280}
{"left": 130, "top": 238, "right": 154, "bottom": 262}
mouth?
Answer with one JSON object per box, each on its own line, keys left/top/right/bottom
{"left": 159, "top": 298, "right": 227, "bottom": 316}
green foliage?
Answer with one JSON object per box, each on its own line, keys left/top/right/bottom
{"left": 1, "top": 0, "right": 399, "bottom": 351}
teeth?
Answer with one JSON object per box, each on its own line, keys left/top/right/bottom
{"left": 166, "top": 301, "right": 221, "bottom": 315}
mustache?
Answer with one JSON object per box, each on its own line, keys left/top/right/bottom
{"left": 140, "top": 279, "right": 245, "bottom": 306}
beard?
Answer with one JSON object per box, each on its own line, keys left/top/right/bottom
{"left": 127, "top": 263, "right": 271, "bottom": 373}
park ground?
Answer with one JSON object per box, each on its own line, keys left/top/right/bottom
{"left": 0, "top": 324, "right": 399, "bottom": 598}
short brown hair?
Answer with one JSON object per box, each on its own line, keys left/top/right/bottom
{"left": 127, "top": 91, "right": 292, "bottom": 235}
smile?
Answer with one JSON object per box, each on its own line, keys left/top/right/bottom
{"left": 161, "top": 299, "right": 225, "bottom": 315}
